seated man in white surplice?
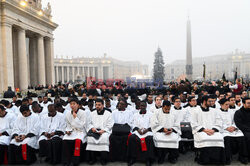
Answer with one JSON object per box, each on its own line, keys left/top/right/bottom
{"left": 191, "top": 95, "right": 225, "bottom": 165}
{"left": 218, "top": 98, "right": 248, "bottom": 165}
{"left": 0, "top": 105, "right": 16, "bottom": 164}
{"left": 62, "top": 98, "right": 89, "bottom": 166}
{"left": 151, "top": 100, "right": 181, "bottom": 164}
{"left": 110, "top": 99, "right": 133, "bottom": 161}
{"left": 86, "top": 99, "right": 113, "bottom": 165}
{"left": 38, "top": 104, "right": 66, "bottom": 164}
{"left": 9, "top": 105, "right": 40, "bottom": 165}
{"left": 127, "top": 101, "right": 155, "bottom": 166}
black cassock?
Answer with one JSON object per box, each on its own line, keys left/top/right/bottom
{"left": 127, "top": 134, "right": 155, "bottom": 162}
{"left": 38, "top": 112, "right": 66, "bottom": 164}
{"left": 109, "top": 123, "right": 131, "bottom": 161}
{"left": 234, "top": 106, "right": 250, "bottom": 159}
{"left": 62, "top": 140, "right": 87, "bottom": 165}
{"left": 0, "top": 144, "right": 8, "bottom": 165}
{"left": 8, "top": 142, "right": 37, "bottom": 165}
{"left": 39, "top": 136, "right": 63, "bottom": 164}
{"left": 127, "top": 111, "right": 155, "bottom": 163}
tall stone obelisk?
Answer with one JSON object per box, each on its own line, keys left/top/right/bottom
{"left": 186, "top": 16, "right": 193, "bottom": 81}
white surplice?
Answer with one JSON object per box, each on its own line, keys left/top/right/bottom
{"left": 132, "top": 111, "right": 153, "bottom": 139}
{"left": 171, "top": 106, "right": 186, "bottom": 123}
{"left": 6, "top": 105, "right": 20, "bottom": 117}
{"left": 183, "top": 106, "right": 199, "bottom": 122}
{"left": 10, "top": 113, "right": 40, "bottom": 149}
{"left": 40, "top": 101, "right": 52, "bottom": 108}
{"left": 38, "top": 112, "right": 66, "bottom": 143}
{"left": 191, "top": 106, "right": 224, "bottom": 148}
{"left": 149, "top": 105, "right": 161, "bottom": 114}
{"left": 151, "top": 109, "right": 181, "bottom": 149}
{"left": 218, "top": 108, "right": 244, "bottom": 137}
{"left": 86, "top": 109, "right": 113, "bottom": 152}
{"left": 112, "top": 109, "right": 133, "bottom": 127}
{"left": 63, "top": 109, "right": 88, "bottom": 143}
{"left": 0, "top": 112, "right": 16, "bottom": 145}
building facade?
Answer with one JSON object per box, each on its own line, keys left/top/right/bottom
{"left": 54, "top": 55, "right": 149, "bottom": 83}
{"left": 0, "top": 0, "right": 58, "bottom": 91}
{"left": 165, "top": 49, "right": 250, "bottom": 81}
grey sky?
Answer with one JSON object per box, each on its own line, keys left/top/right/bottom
{"left": 43, "top": 0, "right": 250, "bottom": 67}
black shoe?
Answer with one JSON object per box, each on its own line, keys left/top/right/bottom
{"left": 179, "top": 146, "right": 187, "bottom": 154}
{"left": 225, "top": 160, "right": 231, "bottom": 165}
{"left": 194, "top": 156, "right": 198, "bottom": 162}
{"left": 88, "top": 160, "right": 96, "bottom": 165}
{"left": 100, "top": 159, "right": 107, "bottom": 165}
{"left": 39, "top": 156, "right": 46, "bottom": 163}
{"left": 146, "top": 160, "right": 151, "bottom": 166}
{"left": 169, "top": 158, "right": 177, "bottom": 164}
{"left": 239, "top": 157, "right": 248, "bottom": 165}
{"left": 63, "top": 164, "right": 70, "bottom": 166}
{"left": 158, "top": 157, "right": 165, "bottom": 164}
{"left": 45, "top": 157, "right": 50, "bottom": 163}
{"left": 128, "top": 159, "right": 136, "bottom": 166}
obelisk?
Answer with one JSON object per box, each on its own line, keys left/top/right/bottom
{"left": 186, "top": 16, "right": 193, "bottom": 81}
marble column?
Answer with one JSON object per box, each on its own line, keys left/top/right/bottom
{"left": 54, "top": 66, "right": 56, "bottom": 83}
{"left": 109, "top": 65, "right": 113, "bottom": 79}
{"left": 50, "top": 38, "right": 55, "bottom": 84}
{"left": 77, "top": 67, "right": 79, "bottom": 80}
{"left": 37, "top": 35, "right": 46, "bottom": 86}
{"left": 61, "top": 66, "right": 65, "bottom": 83}
{"left": 67, "top": 66, "right": 70, "bottom": 82}
{"left": 72, "top": 67, "right": 75, "bottom": 82}
{"left": 0, "top": 23, "right": 3, "bottom": 91}
{"left": 95, "top": 67, "right": 98, "bottom": 79}
{"left": 86, "top": 67, "right": 89, "bottom": 78}
{"left": 89, "top": 67, "right": 92, "bottom": 77}
{"left": 92, "top": 67, "right": 95, "bottom": 78}
{"left": 84, "top": 67, "right": 88, "bottom": 81}
{"left": 0, "top": 22, "right": 14, "bottom": 91}
{"left": 56, "top": 66, "right": 58, "bottom": 82}
{"left": 80, "top": 67, "right": 83, "bottom": 76}
{"left": 17, "top": 28, "right": 28, "bottom": 90}
{"left": 12, "top": 28, "right": 19, "bottom": 89}
{"left": 56, "top": 66, "right": 59, "bottom": 83}
{"left": 76, "top": 67, "right": 79, "bottom": 77}
{"left": 29, "top": 36, "right": 38, "bottom": 86}
{"left": 45, "top": 37, "right": 54, "bottom": 85}
{"left": 98, "top": 65, "right": 103, "bottom": 80}
{"left": 58, "top": 66, "right": 62, "bottom": 82}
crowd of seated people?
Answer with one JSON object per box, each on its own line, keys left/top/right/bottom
{"left": 0, "top": 79, "right": 250, "bottom": 166}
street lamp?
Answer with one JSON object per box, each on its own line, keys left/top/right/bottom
{"left": 38, "top": 10, "right": 43, "bottom": 16}
{"left": 20, "top": 0, "right": 27, "bottom": 7}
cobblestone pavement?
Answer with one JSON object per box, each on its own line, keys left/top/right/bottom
{"left": 27, "top": 151, "right": 247, "bottom": 166}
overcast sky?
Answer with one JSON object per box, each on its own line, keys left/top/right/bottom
{"left": 42, "top": 0, "right": 250, "bottom": 67}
